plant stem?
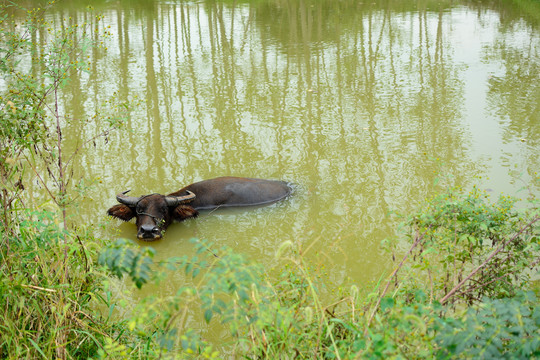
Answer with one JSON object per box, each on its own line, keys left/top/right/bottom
{"left": 440, "top": 216, "right": 539, "bottom": 305}
{"left": 365, "top": 228, "right": 425, "bottom": 335}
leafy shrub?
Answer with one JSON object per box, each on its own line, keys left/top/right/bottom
{"left": 363, "top": 181, "right": 539, "bottom": 359}
{"left": 98, "top": 238, "right": 155, "bottom": 289}
{"left": 355, "top": 291, "right": 442, "bottom": 359}
{"left": 390, "top": 185, "right": 539, "bottom": 305}
{"left": 436, "top": 291, "right": 540, "bottom": 359}
{"left": 98, "top": 238, "right": 346, "bottom": 358}
{"left": 0, "top": 3, "right": 129, "bottom": 225}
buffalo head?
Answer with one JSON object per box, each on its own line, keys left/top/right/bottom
{"left": 107, "top": 190, "right": 198, "bottom": 241}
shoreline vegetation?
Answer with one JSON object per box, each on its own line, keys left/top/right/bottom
{"left": 1, "top": 2, "right": 539, "bottom": 359}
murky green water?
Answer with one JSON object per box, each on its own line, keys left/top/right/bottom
{"left": 17, "top": 0, "right": 540, "bottom": 309}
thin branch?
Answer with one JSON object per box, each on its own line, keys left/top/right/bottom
{"left": 21, "top": 284, "right": 56, "bottom": 293}
{"left": 63, "top": 128, "right": 113, "bottom": 171}
{"left": 440, "top": 216, "right": 539, "bottom": 305}
{"left": 364, "top": 228, "right": 426, "bottom": 335}
{"left": 454, "top": 253, "right": 540, "bottom": 300}
{"left": 21, "top": 152, "right": 58, "bottom": 205}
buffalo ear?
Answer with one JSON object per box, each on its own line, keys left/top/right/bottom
{"left": 107, "top": 204, "right": 135, "bottom": 221}
{"left": 172, "top": 205, "right": 198, "bottom": 222}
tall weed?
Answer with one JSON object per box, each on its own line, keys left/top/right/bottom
{"left": 0, "top": 3, "right": 131, "bottom": 358}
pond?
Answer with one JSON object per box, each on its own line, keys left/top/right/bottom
{"left": 18, "top": 0, "right": 540, "bottom": 316}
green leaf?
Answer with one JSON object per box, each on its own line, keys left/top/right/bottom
{"left": 204, "top": 309, "right": 213, "bottom": 323}
{"left": 380, "top": 297, "right": 394, "bottom": 311}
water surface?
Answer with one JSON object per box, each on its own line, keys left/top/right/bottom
{"left": 18, "top": 0, "right": 540, "bottom": 302}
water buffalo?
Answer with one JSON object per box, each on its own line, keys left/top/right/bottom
{"left": 107, "top": 176, "right": 291, "bottom": 241}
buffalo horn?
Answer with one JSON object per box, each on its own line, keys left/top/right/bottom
{"left": 116, "top": 190, "right": 141, "bottom": 206}
{"left": 165, "top": 190, "right": 196, "bottom": 207}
